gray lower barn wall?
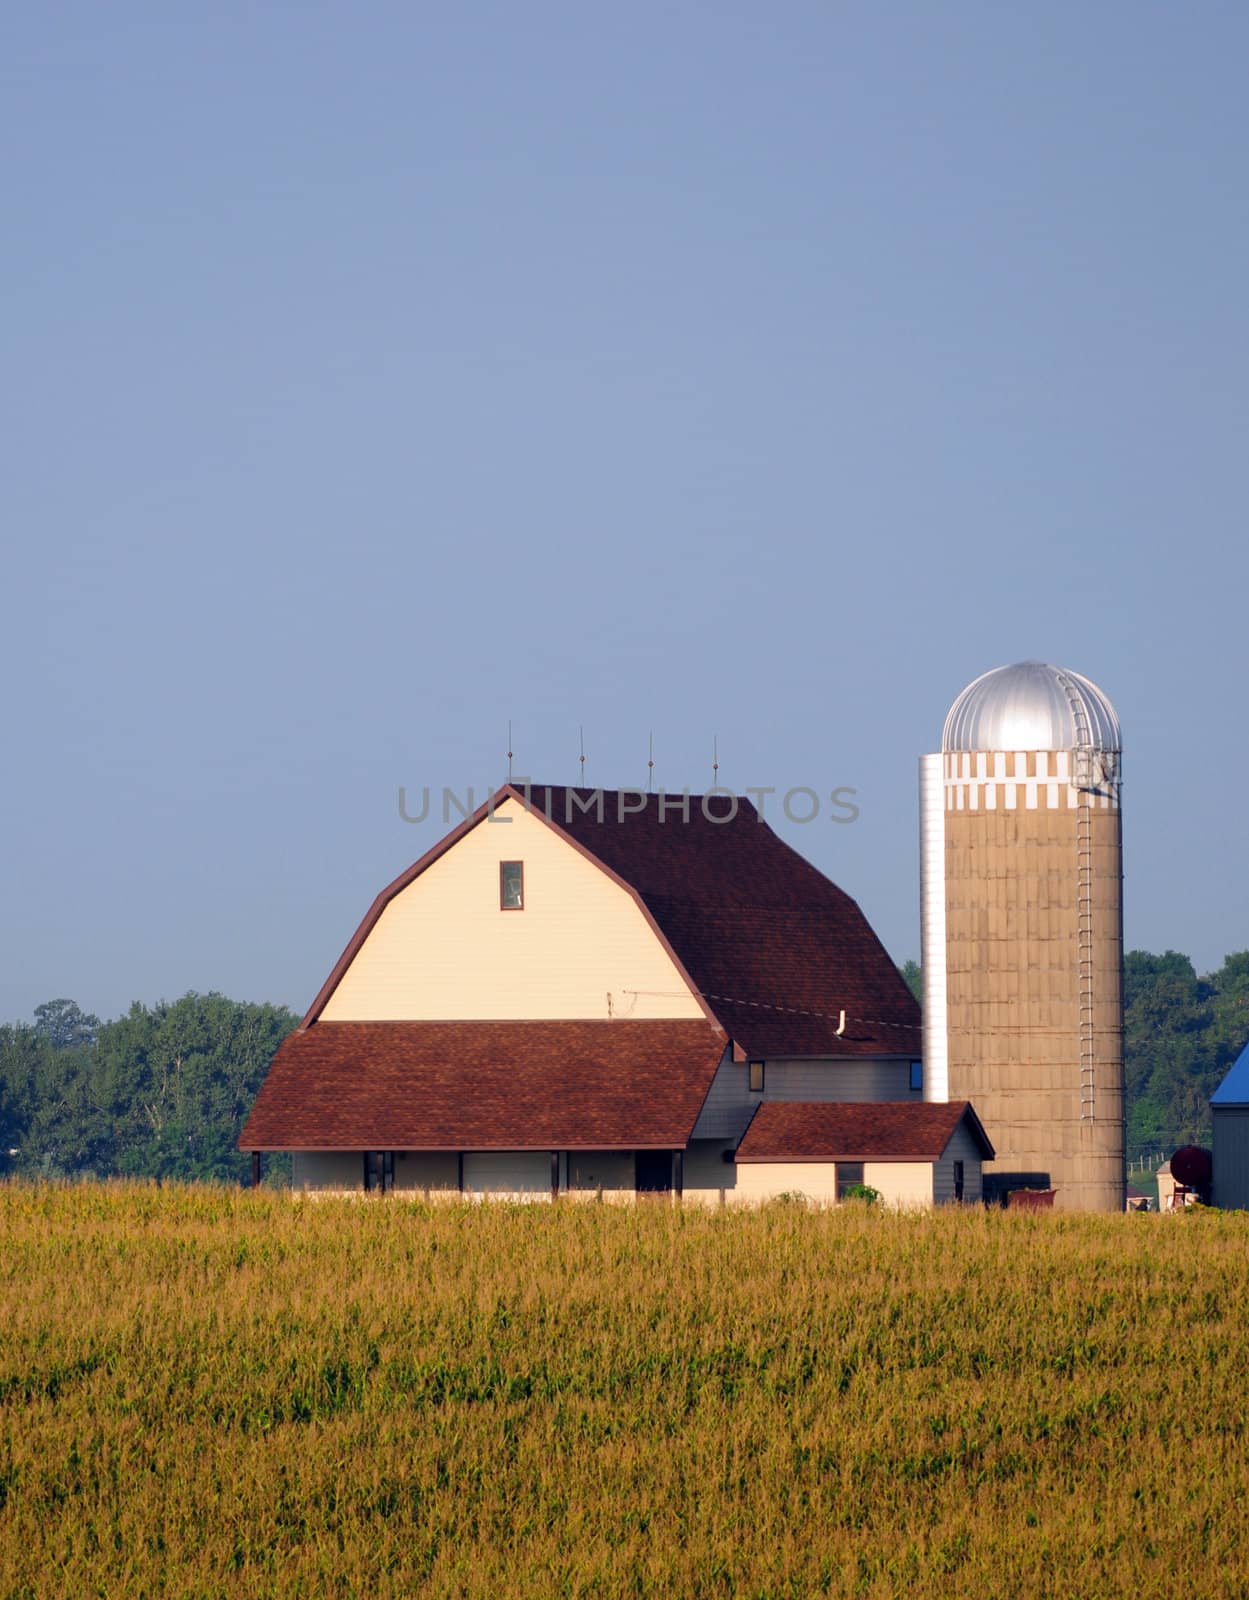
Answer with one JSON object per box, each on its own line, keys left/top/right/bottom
{"left": 395, "top": 1152, "right": 460, "bottom": 1193}
{"left": 288, "top": 1129, "right": 966, "bottom": 1207}
{"left": 567, "top": 1151, "right": 635, "bottom": 1194}
{"left": 1213, "top": 1108, "right": 1249, "bottom": 1210}
{"left": 682, "top": 1138, "right": 738, "bottom": 1205}
{"left": 933, "top": 1123, "right": 985, "bottom": 1205}
{"left": 293, "top": 1151, "right": 363, "bottom": 1192}
{"left": 691, "top": 1056, "right": 919, "bottom": 1142}
{"left": 293, "top": 1151, "right": 462, "bottom": 1193}
{"left": 462, "top": 1151, "right": 550, "bottom": 1198}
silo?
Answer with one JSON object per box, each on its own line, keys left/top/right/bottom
{"left": 920, "top": 662, "right": 1125, "bottom": 1212}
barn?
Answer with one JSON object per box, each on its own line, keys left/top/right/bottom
{"left": 1212, "top": 1040, "right": 1249, "bottom": 1210}
{"left": 239, "top": 782, "right": 967, "bottom": 1203}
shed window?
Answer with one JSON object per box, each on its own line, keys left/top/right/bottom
{"left": 500, "top": 861, "right": 524, "bottom": 910}
{"left": 748, "top": 1060, "right": 765, "bottom": 1093}
{"left": 953, "top": 1160, "right": 965, "bottom": 1202}
{"left": 910, "top": 1061, "right": 923, "bottom": 1092}
{"left": 836, "top": 1161, "right": 864, "bottom": 1201}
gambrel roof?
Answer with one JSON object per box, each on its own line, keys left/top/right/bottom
{"left": 304, "top": 784, "right": 920, "bottom": 1059}
{"left": 240, "top": 1020, "right": 725, "bottom": 1151}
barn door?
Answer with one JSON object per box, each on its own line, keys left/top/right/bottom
{"left": 364, "top": 1151, "right": 394, "bottom": 1193}
{"left": 635, "top": 1151, "right": 672, "bottom": 1193}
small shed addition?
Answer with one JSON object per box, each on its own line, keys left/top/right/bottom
{"left": 732, "top": 1100, "right": 993, "bottom": 1207}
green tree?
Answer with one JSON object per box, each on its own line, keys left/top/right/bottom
{"left": 2, "top": 995, "right": 298, "bottom": 1184}
{"left": 1122, "top": 950, "right": 1231, "bottom": 1158}
{"left": 92, "top": 994, "right": 298, "bottom": 1183}
{"left": 899, "top": 960, "right": 922, "bottom": 1003}
{"left": 33, "top": 998, "right": 100, "bottom": 1051}
{"left": 0, "top": 1021, "right": 106, "bottom": 1177}
{"left": 0, "top": 1025, "right": 41, "bottom": 1173}
{"left": 1209, "top": 951, "right": 1249, "bottom": 1070}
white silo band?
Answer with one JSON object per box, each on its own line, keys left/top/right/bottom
{"left": 919, "top": 753, "right": 949, "bottom": 1103}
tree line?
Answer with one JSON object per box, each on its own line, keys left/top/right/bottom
{"left": 0, "top": 995, "right": 298, "bottom": 1185}
{"left": 901, "top": 950, "right": 1249, "bottom": 1159}
{"left": 2, "top": 950, "right": 1245, "bottom": 1184}
{"left": 1122, "top": 950, "right": 1249, "bottom": 1157}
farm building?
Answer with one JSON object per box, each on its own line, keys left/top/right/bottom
{"left": 733, "top": 1100, "right": 992, "bottom": 1207}
{"left": 920, "top": 661, "right": 1126, "bottom": 1212}
{"left": 239, "top": 782, "right": 963, "bottom": 1203}
{"left": 1212, "top": 1040, "right": 1249, "bottom": 1210}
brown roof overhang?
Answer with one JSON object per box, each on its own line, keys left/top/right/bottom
{"left": 239, "top": 1018, "right": 726, "bottom": 1152}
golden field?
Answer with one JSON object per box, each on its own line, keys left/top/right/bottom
{"left": 1, "top": 1184, "right": 1246, "bottom": 1599}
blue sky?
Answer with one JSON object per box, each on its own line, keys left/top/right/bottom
{"left": 4, "top": 1, "right": 1246, "bottom": 1022}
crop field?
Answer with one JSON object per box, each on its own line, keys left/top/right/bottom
{"left": 1, "top": 1186, "right": 1247, "bottom": 1599}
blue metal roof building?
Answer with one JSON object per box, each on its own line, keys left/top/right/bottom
{"left": 1212, "top": 1039, "right": 1249, "bottom": 1208}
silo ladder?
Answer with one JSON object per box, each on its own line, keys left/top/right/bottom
{"left": 1057, "top": 671, "right": 1097, "bottom": 1124}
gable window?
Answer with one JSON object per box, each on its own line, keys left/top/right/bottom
{"left": 748, "top": 1060, "right": 765, "bottom": 1093}
{"left": 500, "top": 861, "right": 524, "bottom": 910}
{"left": 953, "top": 1160, "right": 965, "bottom": 1202}
{"left": 836, "top": 1161, "right": 864, "bottom": 1201}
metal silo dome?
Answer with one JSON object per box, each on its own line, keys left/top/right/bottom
{"left": 942, "top": 661, "right": 1121, "bottom": 753}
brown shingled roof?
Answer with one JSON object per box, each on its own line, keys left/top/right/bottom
{"left": 734, "top": 1101, "right": 994, "bottom": 1162}
{"left": 544, "top": 787, "right": 920, "bottom": 1058}
{"left": 239, "top": 1019, "right": 725, "bottom": 1151}
{"left": 305, "top": 785, "right": 920, "bottom": 1059}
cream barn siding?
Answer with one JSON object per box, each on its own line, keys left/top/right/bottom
{"left": 933, "top": 1121, "right": 985, "bottom": 1205}
{"left": 394, "top": 1152, "right": 459, "bottom": 1194}
{"left": 864, "top": 1162, "right": 933, "bottom": 1207}
{"left": 321, "top": 798, "right": 704, "bottom": 1022}
{"left": 732, "top": 1156, "right": 968, "bottom": 1209}
{"left": 292, "top": 1151, "right": 365, "bottom": 1192}
{"left": 462, "top": 1151, "right": 551, "bottom": 1199}
{"left": 732, "top": 1161, "right": 840, "bottom": 1205}
{"left": 1213, "top": 1109, "right": 1249, "bottom": 1210}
